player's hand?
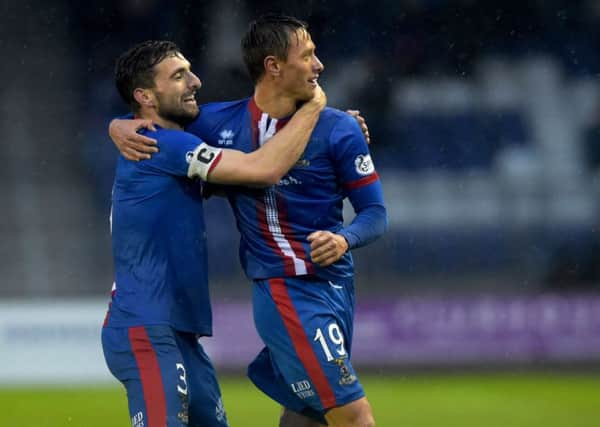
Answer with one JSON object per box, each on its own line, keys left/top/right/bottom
{"left": 307, "top": 230, "right": 348, "bottom": 267}
{"left": 346, "top": 110, "right": 370, "bottom": 144}
{"left": 109, "top": 118, "right": 158, "bottom": 161}
{"left": 306, "top": 83, "right": 327, "bottom": 112}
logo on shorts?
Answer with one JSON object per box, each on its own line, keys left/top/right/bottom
{"left": 131, "top": 411, "right": 144, "bottom": 427}
{"left": 334, "top": 357, "right": 357, "bottom": 386}
{"left": 354, "top": 154, "right": 374, "bottom": 176}
{"left": 291, "top": 379, "right": 316, "bottom": 399}
{"left": 215, "top": 397, "right": 227, "bottom": 423}
{"left": 177, "top": 394, "right": 189, "bottom": 424}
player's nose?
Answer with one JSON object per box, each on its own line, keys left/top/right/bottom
{"left": 314, "top": 55, "right": 324, "bottom": 73}
{"left": 189, "top": 72, "right": 202, "bottom": 90}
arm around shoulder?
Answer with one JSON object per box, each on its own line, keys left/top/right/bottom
{"left": 109, "top": 116, "right": 158, "bottom": 161}
{"left": 206, "top": 86, "right": 326, "bottom": 186}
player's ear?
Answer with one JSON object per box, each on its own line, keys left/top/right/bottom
{"left": 264, "top": 55, "right": 281, "bottom": 78}
{"left": 133, "top": 88, "right": 156, "bottom": 108}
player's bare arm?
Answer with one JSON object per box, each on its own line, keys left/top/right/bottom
{"left": 206, "top": 85, "right": 325, "bottom": 186}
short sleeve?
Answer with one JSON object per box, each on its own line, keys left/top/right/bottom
{"left": 143, "top": 130, "right": 222, "bottom": 180}
{"left": 330, "top": 114, "right": 380, "bottom": 194}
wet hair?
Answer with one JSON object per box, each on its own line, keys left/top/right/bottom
{"left": 115, "top": 40, "right": 181, "bottom": 112}
{"left": 241, "top": 13, "right": 308, "bottom": 84}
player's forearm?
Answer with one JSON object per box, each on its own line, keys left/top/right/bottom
{"left": 338, "top": 204, "right": 388, "bottom": 250}
{"left": 250, "top": 103, "right": 321, "bottom": 183}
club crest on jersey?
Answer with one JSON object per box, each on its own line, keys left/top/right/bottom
{"left": 333, "top": 357, "right": 357, "bottom": 386}
{"left": 218, "top": 129, "right": 235, "bottom": 145}
{"left": 354, "top": 154, "right": 374, "bottom": 176}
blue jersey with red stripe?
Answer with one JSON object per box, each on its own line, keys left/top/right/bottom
{"left": 107, "top": 127, "right": 215, "bottom": 335}
{"left": 187, "top": 98, "right": 385, "bottom": 281}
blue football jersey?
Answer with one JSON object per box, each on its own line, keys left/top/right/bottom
{"left": 186, "top": 98, "right": 384, "bottom": 281}
{"left": 106, "top": 127, "right": 221, "bottom": 335}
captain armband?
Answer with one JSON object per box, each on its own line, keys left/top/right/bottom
{"left": 186, "top": 143, "right": 223, "bottom": 181}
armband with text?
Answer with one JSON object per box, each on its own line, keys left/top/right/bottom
{"left": 186, "top": 143, "right": 223, "bottom": 181}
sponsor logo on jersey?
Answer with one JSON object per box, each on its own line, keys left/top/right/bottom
{"left": 218, "top": 129, "right": 235, "bottom": 146}
{"left": 277, "top": 175, "right": 303, "bottom": 186}
{"left": 291, "top": 379, "right": 315, "bottom": 399}
{"left": 334, "top": 357, "right": 357, "bottom": 386}
{"left": 354, "top": 154, "right": 374, "bottom": 176}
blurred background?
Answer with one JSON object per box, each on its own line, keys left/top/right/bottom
{"left": 1, "top": 0, "right": 600, "bottom": 425}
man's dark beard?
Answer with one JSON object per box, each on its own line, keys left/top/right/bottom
{"left": 159, "top": 106, "right": 200, "bottom": 128}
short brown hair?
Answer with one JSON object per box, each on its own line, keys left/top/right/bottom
{"left": 115, "top": 40, "right": 181, "bottom": 112}
{"left": 241, "top": 14, "right": 308, "bottom": 84}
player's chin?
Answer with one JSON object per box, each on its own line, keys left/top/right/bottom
{"left": 172, "top": 108, "right": 199, "bottom": 127}
{"left": 183, "top": 103, "right": 199, "bottom": 116}
{"left": 298, "top": 86, "right": 316, "bottom": 102}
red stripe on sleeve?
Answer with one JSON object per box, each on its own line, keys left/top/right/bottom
{"left": 269, "top": 278, "right": 337, "bottom": 409}
{"left": 128, "top": 326, "right": 167, "bottom": 427}
{"left": 343, "top": 172, "right": 379, "bottom": 191}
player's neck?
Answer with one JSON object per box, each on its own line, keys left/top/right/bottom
{"left": 138, "top": 110, "right": 184, "bottom": 131}
{"left": 253, "top": 83, "right": 297, "bottom": 119}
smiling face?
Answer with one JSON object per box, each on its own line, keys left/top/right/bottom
{"left": 149, "top": 53, "right": 201, "bottom": 127}
{"left": 277, "top": 29, "right": 324, "bottom": 102}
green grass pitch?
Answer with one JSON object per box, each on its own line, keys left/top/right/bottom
{"left": 1, "top": 373, "right": 599, "bottom": 426}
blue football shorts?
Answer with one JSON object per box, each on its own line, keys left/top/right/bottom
{"left": 248, "top": 276, "right": 364, "bottom": 422}
{"left": 102, "top": 325, "right": 228, "bottom": 427}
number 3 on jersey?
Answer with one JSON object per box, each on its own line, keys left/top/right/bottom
{"left": 314, "top": 323, "right": 347, "bottom": 362}
{"left": 176, "top": 363, "right": 188, "bottom": 395}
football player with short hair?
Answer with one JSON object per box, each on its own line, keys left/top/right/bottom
{"left": 110, "top": 15, "right": 386, "bottom": 427}
{"left": 102, "top": 39, "right": 325, "bottom": 427}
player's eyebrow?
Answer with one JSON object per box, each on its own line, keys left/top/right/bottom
{"left": 300, "top": 44, "right": 315, "bottom": 56}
